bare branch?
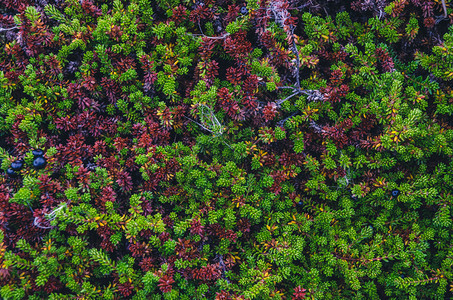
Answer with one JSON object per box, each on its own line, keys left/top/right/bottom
{"left": 186, "top": 20, "right": 231, "bottom": 40}
{"left": 276, "top": 112, "right": 298, "bottom": 127}
{"left": 290, "top": 31, "right": 301, "bottom": 88}
{"left": 309, "top": 120, "right": 326, "bottom": 134}
{"left": 442, "top": 0, "right": 448, "bottom": 18}
{"left": 186, "top": 32, "right": 230, "bottom": 40}
{"left": 0, "top": 26, "right": 18, "bottom": 32}
{"left": 276, "top": 91, "right": 299, "bottom": 105}
{"left": 218, "top": 255, "right": 231, "bottom": 284}
{"left": 275, "top": 87, "right": 324, "bottom": 106}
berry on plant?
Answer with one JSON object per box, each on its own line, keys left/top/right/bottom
{"left": 6, "top": 168, "right": 17, "bottom": 177}
{"left": 11, "top": 160, "right": 24, "bottom": 170}
{"left": 33, "top": 156, "right": 47, "bottom": 169}
{"left": 32, "top": 149, "right": 44, "bottom": 157}
{"left": 240, "top": 6, "right": 248, "bottom": 15}
{"left": 391, "top": 189, "right": 400, "bottom": 197}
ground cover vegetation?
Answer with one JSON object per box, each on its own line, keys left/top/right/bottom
{"left": 0, "top": 0, "right": 453, "bottom": 299}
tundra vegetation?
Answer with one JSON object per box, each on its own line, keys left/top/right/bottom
{"left": 0, "top": 0, "right": 452, "bottom": 299}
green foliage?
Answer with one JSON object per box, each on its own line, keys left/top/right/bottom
{"left": 1, "top": 1, "right": 453, "bottom": 299}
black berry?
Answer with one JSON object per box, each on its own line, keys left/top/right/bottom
{"left": 33, "top": 156, "right": 47, "bottom": 169}
{"left": 6, "top": 168, "right": 17, "bottom": 177}
{"left": 391, "top": 189, "right": 400, "bottom": 197}
{"left": 11, "top": 160, "right": 24, "bottom": 171}
{"left": 240, "top": 6, "right": 248, "bottom": 15}
{"left": 32, "top": 149, "right": 44, "bottom": 157}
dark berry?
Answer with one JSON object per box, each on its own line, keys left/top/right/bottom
{"left": 10, "top": 160, "right": 24, "bottom": 170}
{"left": 391, "top": 189, "right": 400, "bottom": 197}
{"left": 32, "top": 149, "right": 44, "bottom": 157}
{"left": 33, "top": 156, "right": 47, "bottom": 169}
{"left": 6, "top": 168, "right": 17, "bottom": 177}
{"left": 240, "top": 6, "right": 248, "bottom": 15}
